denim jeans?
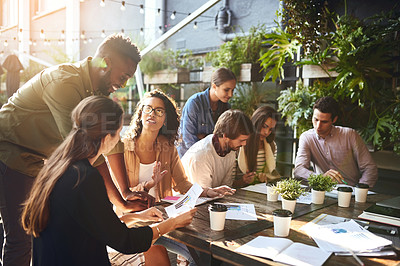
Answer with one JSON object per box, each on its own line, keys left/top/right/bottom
{"left": 0, "top": 161, "right": 34, "bottom": 266}
{"left": 154, "top": 236, "right": 197, "bottom": 265}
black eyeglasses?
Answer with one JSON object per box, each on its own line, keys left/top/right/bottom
{"left": 142, "top": 105, "right": 166, "bottom": 117}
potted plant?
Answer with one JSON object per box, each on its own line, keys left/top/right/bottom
{"left": 308, "top": 174, "right": 337, "bottom": 204}
{"left": 274, "top": 178, "right": 305, "bottom": 213}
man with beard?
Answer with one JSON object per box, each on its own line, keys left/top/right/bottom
{"left": 0, "top": 34, "right": 152, "bottom": 266}
{"left": 181, "top": 109, "right": 254, "bottom": 188}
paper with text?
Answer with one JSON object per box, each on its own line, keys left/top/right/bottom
{"left": 165, "top": 183, "right": 202, "bottom": 217}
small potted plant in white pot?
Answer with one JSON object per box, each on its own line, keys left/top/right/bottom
{"left": 308, "top": 174, "right": 337, "bottom": 204}
{"left": 274, "top": 178, "right": 306, "bottom": 213}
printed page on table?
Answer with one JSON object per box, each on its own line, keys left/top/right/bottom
{"left": 164, "top": 183, "right": 202, "bottom": 218}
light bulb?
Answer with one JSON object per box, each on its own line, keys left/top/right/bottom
{"left": 4, "top": 40, "right": 8, "bottom": 47}
{"left": 80, "top": 31, "right": 85, "bottom": 39}
{"left": 193, "top": 22, "right": 198, "bottom": 30}
{"left": 101, "top": 30, "right": 106, "bottom": 38}
{"left": 100, "top": 0, "right": 105, "bottom": 7}
{"left": 158, "top": 26, "right": 163, "bottom": 34}
{"left": 120, "top": 1, "right": 126, "bottom": 11}
{"left": 61, "top": 30, "right": 65, "bottom": 39}
{"left": 139, "top": 4, "right": 144, "bottom": 14}
{"left": 140, "top": 28, "right": 144, "bottom": 36}
{"left": 157, "top": 8, "right": 161, "bottom": 16}
{"left": 40, "top": 29, "right": 45, "bottom": 39}
{"left": 170, "top": 11, "right": 176, "bottom": 20}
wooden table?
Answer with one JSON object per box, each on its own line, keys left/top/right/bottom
{"left": 162, "top": 189, "right": 399, "bottom": 265}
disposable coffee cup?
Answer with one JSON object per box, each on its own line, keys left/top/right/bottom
{"left": 355, "top": 183, "right": 369, "bottom": 203}
{"left": 266, "top": 184, "right": 278, "bottom": 202}
{"left": 337, "top": 187, "right": 353, "bottom": 207}
{"left": 208, "top": 204, "right": 227, "bottom": 231}
{"left": 273, "top": 209, "right": 292, "bottom": 237}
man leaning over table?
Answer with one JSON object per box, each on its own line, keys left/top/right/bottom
{"left": 0, "top": 34, "right": 153, "bottom": 266}
{"left": 294, "top": 96, "right": 378, "bottom": 187}
{"left": 181, "top": 109, "right": 254, "bottom": 188}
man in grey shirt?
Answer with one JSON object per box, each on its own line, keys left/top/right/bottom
{"left": 294, "top": 96, "right": 378, "bottom": 187}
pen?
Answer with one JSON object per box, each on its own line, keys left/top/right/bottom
{"left": 347, "top": 249, "right": 364, "bottom": 266}
{"left": 341, "top": 179, "right": 348, "bottom": 185}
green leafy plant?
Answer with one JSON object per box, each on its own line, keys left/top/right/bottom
{"left": 259, "top": 24, "right": 301, "bottom": 82}
{"left": 308, "top": 174, "right": 337, "bottom": 192}
{"left": 274, "top": 178, "right": 305, "bottom": 200}
{"left": 140, "top": 49, "right": 202, "bottom": 77}
{"left": 206, "top": 24, "right": 269, "bottom": 77}
{"left": 230, "top": 83, "right": 267, "bottom": 116}
{"left": 265, "top": 6, "right": 400, "bottom": 154}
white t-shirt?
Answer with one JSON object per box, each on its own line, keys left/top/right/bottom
{"left": 138, "top": 161, "right": 156, "bottom": 197}
{"left": 181, "top": 134, "right": 235, "bottom": 188}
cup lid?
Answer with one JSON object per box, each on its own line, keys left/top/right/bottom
{"left": 273, "top": 209, "right": 292, "bottom": 217}
{"left": 209, "top": 204, "right": 227, "bottom": 212}
{"left": 356, "top": 183, "right": 369, "bottom": 188}
{"left": 337, "top": 186, "right": 353, "bottom": 192}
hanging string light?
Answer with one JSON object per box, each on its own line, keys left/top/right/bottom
{"left": 100, "top": 0, "right": 105, "bottom": 7}
{"left": 61, "top": 30, "right": 65, "bottom": 39}
{"left": 33, "top": 40, "right": 37, "bottom": 46}
{"left": 139, "top": 4, "right": 144, "bottom": 14}
{"left": 80, "top": 30, "right": 86, "bottom": 39}
{"left": 193, "top": 21, "right": 198, "bottom": 30}
{"left": 40, "top": 29, "right": 45, "bottom": 39}
{"left": 170, "top": 11, "right": 176, "bottom": 20}
{"left": 157, "top": 8, "right": 161, "bottom": 16}
{"left": 88, "top": 37, "right": 93, "bottom": 43}
{"left": 120, "top": 1, "right": 126, "bottom": 11}
{"left": 121, "top": 29, "right": 125, "bottom": 35}
{"left": 158, "top": 26, "right": 163, "bottom": 34}
{"left": 140, "top": 28, "right": 144, "bottom": 36}
{"left": 29, "top": 39, "right": 33, "bottom": 45}
{"left": 18, "top": 29, "right": 23, "bottom": 39}
{"left": 3, "top": 40, "right": 8, "bottom": 47}
{"left": 101, "top": 29, "right": 106, "bottom": 38}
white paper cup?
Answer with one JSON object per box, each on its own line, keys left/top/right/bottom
{"left": 337, "top": 187, "right": 353, "bottom": 207}
{"left": 355, "top": 183, "right": 369, "bottom": 203}
{"left": 209, "top": 205, "right": 227, "bottom": 231}
{"left": 273, "top": 209, "right": 292, "bottom": 237}
{"left": 267, "top": 185, "right": 278, "bottom": 202}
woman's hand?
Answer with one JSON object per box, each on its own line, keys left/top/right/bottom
{"left": 242, "top": 171, "right": 256, "bottom": 184}
{"left": 258, "top": 172, "right": 267, "bottom": 183}
{"left": 136, "top": 207, "right": 164, "bottom": 222}
{"left": 144, "top": 162, "right": 168, "bottom": 191}
{"left": 206, "top": 185, "right": 236, "bottom": 198}
{"left": 172, "top": 208, "right": 197, "bottom": 229}
{"left": 119, "top": 207, "right": 163, "bottom": 227}
{"left": 125, "top": 190, "right": 155, "bottom": 209}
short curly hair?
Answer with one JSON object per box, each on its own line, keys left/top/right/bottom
{"left": 95, "top": 33, "right": 141, "bottom": 64}
{"left": 123, "top": 90, "right": 180, "bottom": 146}
{"left": 313, "top": 96, "right": 339, "bottom": 120}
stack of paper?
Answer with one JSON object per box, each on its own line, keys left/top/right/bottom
{"left": 301, "top": 214, "right": 395, "bottom": 256}
{"left": 358, "top": 204, "right": 400, "bottom": 227}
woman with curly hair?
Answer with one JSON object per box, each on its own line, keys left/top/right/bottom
{"left": 109, "top": 90, "right": 235, "bottom": 265}
{"left": 233, "top": 106, "right": 281, "bottom": 188}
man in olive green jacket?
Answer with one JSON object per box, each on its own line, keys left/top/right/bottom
{"left": 0, "top": 34, "right": 148, "bottom": 266}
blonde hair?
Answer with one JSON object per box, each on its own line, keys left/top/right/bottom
{"left": 21, "top": 96, "right": 123, "bottom": 237}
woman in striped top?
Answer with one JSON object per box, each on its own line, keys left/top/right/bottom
{"left": 233, "top": 106, "right": 281, "bottom": 188}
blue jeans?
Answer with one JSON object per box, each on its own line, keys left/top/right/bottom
{"left": 0, "top": 161, "right": 34, "bottom": 266}
{"left": 154, "top": 236, "right": 197, "bottom": 265}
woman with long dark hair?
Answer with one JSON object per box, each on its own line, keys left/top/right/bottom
{"left": 233, "top": 106, "right": 281, "bottom": 188}
{"left": 21, "top": 96, "right": 196, "bottom": 265}
{"left": 177, "top": 67, "right": 236, "bottom": 157}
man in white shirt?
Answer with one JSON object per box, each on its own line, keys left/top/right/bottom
{"left": 181, "top": 110, "right": 254, "bottom": 188}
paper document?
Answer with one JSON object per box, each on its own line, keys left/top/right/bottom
{"left": 165, "top": 183, "right": 202, "bottom": 217}
{"left": 220, "top": 203, "right": 258, "bottom": 221}
{"left": 302, "top": 219, "right": 392, "bottom": 253}
{"left": 235, "top": 236, "right": 331, "bottom": 266}
{"left": 162, "top": 195, "right": 220, "bottom": 206}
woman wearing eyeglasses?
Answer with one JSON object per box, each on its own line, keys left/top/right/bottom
{"left": 108, "top": 90, "right": 234, "bottom": 265}
{"left": 233, "top": 106, "right": 281, "bottom": 188}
